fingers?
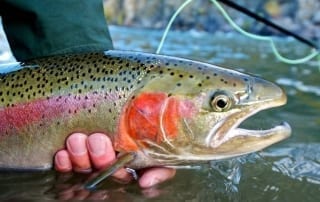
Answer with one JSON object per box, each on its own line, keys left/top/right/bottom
{"left": 66, "top": 133, "right": 91, "bottom": 172}
{"left": 54, "top": 132, "right": 132, "bottom": 182}
{"left": 55, "top": 150, "right": 72, "bottom": 172}
{"left": 86, "top": 133, "right": 115, "bottom": 169}
{"left": 55, "top": 134, "right": 89, "bottom": 173}
{"left": 57, "top": 133, "right": 115, "bottom": 173}
{"left": 54, "top": 133, "right": 177, "bottom": 187}
{"left": 86, "top": 133, "right": 132, "bottom": 182}
{"left": 138, "top": 167, "right": 176, "bottom": 188}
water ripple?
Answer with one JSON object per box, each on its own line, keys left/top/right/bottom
{"left": 262, "top": 143, "right": 320, "bottom": 184}
{"left": 276, "top": 78, "right": 320, "bottom": 96}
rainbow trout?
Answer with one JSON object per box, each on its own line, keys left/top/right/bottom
{"left": 0, "top": 50, "right": 290, "bottom": 184}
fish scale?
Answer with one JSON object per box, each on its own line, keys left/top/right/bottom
{"left": 0, "top": 50, "right": 212, "bottom": 169}
{"left": 0, "top": 50, "right": 290, "bottom": 173}
{"left": 1, "top": 53, "right": 138, "bottom": 106}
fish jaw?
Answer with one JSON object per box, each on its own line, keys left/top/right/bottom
{"left": 209, "top": 76, "right": 289, "bottom": 147}
{"left": 205, "top": 122, "right": 291, "bottom": 160}
{"left": 197, "top": 76, "right": 291, "bottom": 160}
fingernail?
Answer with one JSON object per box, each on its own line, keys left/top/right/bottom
{"left": 67, "top": 134, "right": 87, "bottom": 155}
{"left": 87, "top": 134, "right": 106, "bottom": 156}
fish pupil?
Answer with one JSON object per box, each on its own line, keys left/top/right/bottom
{"left": 217, "top": 99, "right": 227, "bottom": 109}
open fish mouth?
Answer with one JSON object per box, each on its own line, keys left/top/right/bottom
{"left": 207, "top": 104, "right": 292, "bottom": 150}
{"left": 207, "top": 121, "right": 291, "bottom": 158}
{"left": 204, "top": 80, "right": 292, "bottom": 159}
{"left": 185, "top": 115, "right": 291, "bottom": 161}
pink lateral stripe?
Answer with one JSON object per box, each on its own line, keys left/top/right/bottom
{"left": 0, "top": 92, "right": 117, "bottom": 135}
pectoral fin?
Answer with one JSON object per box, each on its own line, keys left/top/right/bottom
{"left": 84, "top": 152, "right": 136, "bottom": 189}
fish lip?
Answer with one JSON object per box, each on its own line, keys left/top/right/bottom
{"left": 224, "top": 121, "right": 291, "bottom": 145}
{"left": 232, "top": 121, "right": 292, "bottom": 138}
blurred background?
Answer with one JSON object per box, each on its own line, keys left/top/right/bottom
{"left": 1, "top": 0, "right": 320, "bottom": 64}
{"left": 103, "top": 0, "right": 320, "bottom": 41}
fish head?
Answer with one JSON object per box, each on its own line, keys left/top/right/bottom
{"left": 115, "top": 53, "right": 291, "bottom": 166}
{"left": 174, "top": 72, "right": 291, "bottom": 160}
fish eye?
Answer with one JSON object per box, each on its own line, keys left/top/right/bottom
{"left": 210, "top": 93, "right": 232, "bottom": 112}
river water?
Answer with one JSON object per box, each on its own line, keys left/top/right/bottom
{"left": 0, "top": 26, "right": 319, "bottom": 201}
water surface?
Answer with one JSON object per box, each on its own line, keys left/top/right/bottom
{"left": 0, "top": 26, "right": 319, "bottom": 201}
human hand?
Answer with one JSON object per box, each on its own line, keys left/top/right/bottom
{"left": 54, "top": 133, "right": 176, "bottom": 188}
